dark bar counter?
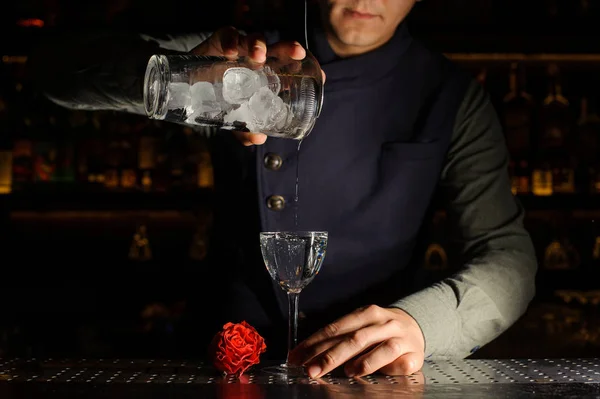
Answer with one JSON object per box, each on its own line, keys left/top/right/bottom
{"left": 0, "top": 358, "right": 599, "bottom": 398}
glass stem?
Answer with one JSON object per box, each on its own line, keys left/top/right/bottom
{"left": 286, "top": 292, "right": 300, "bottom": 365}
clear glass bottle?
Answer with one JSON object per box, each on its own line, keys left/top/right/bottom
{"left": 143, "top": 52, "right": 324, "bottom": 140}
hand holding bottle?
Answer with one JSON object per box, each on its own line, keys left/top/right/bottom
{"left": 190, "top": 26, "right": 313, "bottom": 146}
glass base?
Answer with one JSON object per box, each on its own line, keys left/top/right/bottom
{"left": 261, "top": 363, "right": 307, "bottom": 378}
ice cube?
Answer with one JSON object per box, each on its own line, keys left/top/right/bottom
{"left": 222, "top": 67, "right": 260, "bottom": 104}
{"left": 223, "top": 86, "right": 292, "bottom": 132}
{"left": 274, "top": 104, "right": 293, "bottom": 131}
{"left": 190, "top": 81, "right": 217, "bottom": 106}
{"left": 186, "top": 104, "right": 221, "bottom": 125}
{"left": 224, "top": 102, "right": 255, "bottom": 130}
{"left": 167, "top": 82, "right": 191, "bottom": 110}
{"left": 186, "top": 81, "right": 221, "bottom": 124}
{"left": 248, "top": 86, "right": 282, "bottom": 117}
{"left": 214, "top": 83, "right": 234, "bottom": 113}
{"left": 248, "top": 86, "right": 286, "bottom": 130}
{"left": 255, "top": 66, "right": 281, "bottom": 95}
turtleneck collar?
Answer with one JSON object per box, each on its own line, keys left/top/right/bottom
{"left": 307, "top": 7, "right": 413, "bottom": 91}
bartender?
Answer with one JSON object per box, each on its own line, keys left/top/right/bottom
{"left": 31, "top": 0, "right": 537, "bottom": 379}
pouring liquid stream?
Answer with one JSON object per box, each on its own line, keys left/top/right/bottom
{"left": 294, "top": 139, "right": 303, "bottom": 228}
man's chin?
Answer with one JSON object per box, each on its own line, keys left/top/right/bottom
{"left": 336, "top": 32, "right": 379, "bottom": 48}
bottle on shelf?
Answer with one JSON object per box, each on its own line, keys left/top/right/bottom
{"left": 167, "top": 127, "right": 188, "bottom": 192}
{"left": 104, "top": 142, "right": 120, "bottom": 190}
{"left": 578, "top": 0, "right": 590, "bottom": 17}
{"left": 476, "top": 67, "right": 487, "bottom": 87}
{"left": 552, "top": 158, "right": 576, "bottom": 194}
{"left": 182, "top": 127, "right": 200, "bottom": 190}
{"left": 48, "top": 111, "right": 75, "bottom": 184}
{"left": 128, "top": 224, "right": 153, "bottom": 262}
{"left": 189, "top": 222, "right": 209, "bottom": 261}
{"left": 104, "top": 114, "right": 130, "bottom": 190}
{"left": 590, "top": 228, "right": 600, "bottom": 263}
{"left": 545, "top": 0, "right": 560, "bottom": 18}
{"left": 509, "top": 160, "right": 516, "bottom": 195}
{"left": 584, "top": 211, "right": 600, "bottom": 273}
{"left": 11, "top": 81, "right": 39, "bottom": 189}
{"left": 0, "top": 147, "right": 12, "bottom": 195}
{"left": 80, "top": 112, "right": 106, "bottom": 187}
{"left": 539, "top": 64, "right": 576, "bottom": 194}
{"left": 543, "top": 223, "right": 581, "bottom": 271}
{"left": 545, "top": 0, "right": 577, "bottom": 20}
{"left": 11, "top": 137, "right": 33, "bottom": 189}
{"left": 69, "top": 111, "right": 91, "bottom": 184}
{"left": 120, "top": 135, "right": 138, "bottom": 190}
{"left": 0, "top": 94, "right": 12, "bottom": 194}
{"left": 197, "top": 145, "right": 214, "bottom": 190}
{"left": 514, "top": 160, "right": 531, "bottom": 195}
{"left": 138, "top": 121, "right": 158, "bottom": 192}
{"left": 152, "top": 122, "right": 172, "bottom": 193}
{"left": 538, "top": 63, "right": 572, "bottom": 151}
{"left": 576, "top": 96, "right": 600, "bottom": 194}
{"left": 532, "top": 160, "right": 553, "bottom": 196}
{"left": 502, "top": 62, "right": 534, "bottom": 158}
{"left": 32, "top": 113, "right": 61, "bottom": 184}
{"left": 579, "top": 0, "right": 600, "bottom": 18}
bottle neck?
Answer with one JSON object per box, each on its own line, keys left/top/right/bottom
{"left": 545, "top": 65, "right": 568, "bottom": 106}
{"left": 580, "top": 97, "right": 589, "bottom": 122}
{"left": 476, "top": 68, "right": 487, "bottom": 86}
{"left": 517, "top": 64, "right": 529, "bottom": 97}
{"left": 508, "top": 63, "right": 518, "bottom": 95}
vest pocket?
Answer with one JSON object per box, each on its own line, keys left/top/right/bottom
{"left": 377, "top": 139, "right": 448, "bottom": 228}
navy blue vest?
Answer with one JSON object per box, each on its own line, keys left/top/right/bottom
{"left": 199, "top": 18, "right": 472, "bottom": 355}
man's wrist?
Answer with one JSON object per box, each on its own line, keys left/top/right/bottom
{"left": 387, "top": 307, "right": 426, "bottom": 354}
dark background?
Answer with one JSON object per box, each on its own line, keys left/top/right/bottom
{"left": 1, "top": 0, "right": 600, "bottom": 360}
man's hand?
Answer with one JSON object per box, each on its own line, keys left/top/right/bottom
{"left": 190, "top": 26, "right": 308, "bottom": 146}
{"left": 288, "top": 305, "right": 425, "bottom": 378}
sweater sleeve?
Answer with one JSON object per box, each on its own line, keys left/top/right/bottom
{"left": 391, "top": 79, "right": 537, "bottom": 359}
{"left": 29, "top": 31, "right": 211, "bottom": 114}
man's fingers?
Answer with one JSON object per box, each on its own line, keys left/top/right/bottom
{"left": 344, "top": 338, "right": 407, "bottom": 377}
{"left": 192, "top": 26, "right": 240, "bottom": 58}
{"left": 379, "top": 351, "right": 424, "bottom": 376}
{"left": 233, "top": 131, "right": 267, "bottom": 146}
{"left": 264, "top": 41, "right": 306, "bottom": 74}
{"left": 349, "top": 344, "right": 423, "bottom": 377}
{"left": 304, "top": 320, "right": 403, "bottom": 378}
{"left": 267, "top": 41, "right": 306, "bottom": 61}
{"left": 242, "top": 32, "right": 267, "bottom": 63}
{"left": 288, "top": 336, "right": 343, "bottom": 367}
{"left": 194, "top": 27, "right": 266, "bottom": 63}
{"left": 216, "top": 26, "right": 240, "bottom": 58}
{"left": 294, "top": 305, "right": 386, "bottom": 354}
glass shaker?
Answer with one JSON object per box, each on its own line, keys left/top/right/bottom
{"left": 143, "top": 52, "right": 324, "bottom": 140}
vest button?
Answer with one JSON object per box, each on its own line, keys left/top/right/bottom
{"left": 264, "top": 153, "right": 283, "bottom": 170}
{"left": 267, "top": 195, "right": 285, "bottom": 211}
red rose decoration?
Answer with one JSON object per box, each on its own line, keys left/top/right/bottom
{"left": 209, "top": 321, "right": 267, "bottom": 376}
